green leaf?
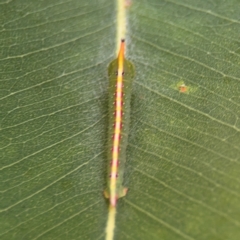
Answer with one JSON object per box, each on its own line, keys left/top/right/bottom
{"left": 1, "top": 0, "right": 240, "bottom": 240}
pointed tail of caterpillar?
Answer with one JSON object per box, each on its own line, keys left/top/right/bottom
{"left": 104, "top": 39, "right": 135, "bottom": 207}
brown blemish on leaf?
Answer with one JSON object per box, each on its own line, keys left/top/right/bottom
{"left": 179, "top": 83, "right": 188, "bottom": 93}
{"left": 171, "top": 80, "right": 197, "bottom": 94}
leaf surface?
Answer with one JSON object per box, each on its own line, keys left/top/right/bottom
{"left": 0, "top": 0, "right": 240, "bottom": 240}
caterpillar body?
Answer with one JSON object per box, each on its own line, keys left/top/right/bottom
{"left": 104, "top": 39, "right": 134, "bottom": 207}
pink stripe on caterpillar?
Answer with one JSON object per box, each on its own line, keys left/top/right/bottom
{"left": 117, "top": 82, "right": 123, "bottom": 87}
{"left": 110, "top": 173, "right": 118, "bottom": 178}
{"left": 112, "top": 145, "right": 119, "bottom": 152}
{"left": 116, "top": 92, "right": 122, "bottom": 97}
{"left": 116, "top": 102, "right": 122, "bottom": 108}
{"left": 114, "top": 135, "right": 120, "bottom": 141}
{"left": 111, "top": 161, "right": 119, "bottom": 166}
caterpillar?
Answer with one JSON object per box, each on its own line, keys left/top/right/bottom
{"left": 104, "top": 39, "right": 134, "bottom": 207}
